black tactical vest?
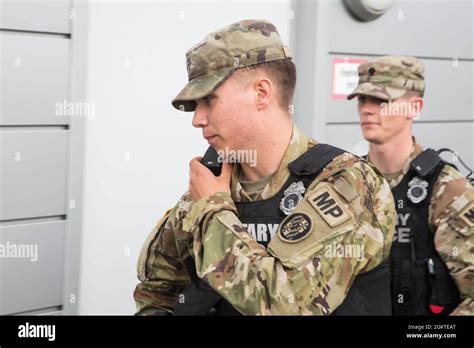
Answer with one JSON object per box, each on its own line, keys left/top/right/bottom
{"left": 388, "top": 149, "right": 460, "bottom": 315}
{"left": 174, "top": 144, "right": 392, "bottom": 315}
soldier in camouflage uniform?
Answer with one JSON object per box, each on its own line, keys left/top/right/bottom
{"left": 133, "top": 19, "right": 396, "bottom": 315}
{"left": 348, "top": 55, "right": 474, "bottom": 315}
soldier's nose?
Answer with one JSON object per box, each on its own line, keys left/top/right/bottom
{"left": 361, "top": 102, "right": 376, "bottom": 116}
{"left": 192, "top": 101, "right": 209, "bottom": 128}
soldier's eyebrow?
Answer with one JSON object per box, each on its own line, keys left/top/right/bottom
{"left": 374, "top": 97, "right": 386, "bottom": 104}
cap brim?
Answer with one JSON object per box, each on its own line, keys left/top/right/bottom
{"left": 347, "top": 82, "right": 406, "bottom": 101}
{"left": 172, "top": 68, "right": 234, "bottom": 112}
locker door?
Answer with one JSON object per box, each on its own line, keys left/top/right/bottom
{"left": 0, "top": 0, "right": 83, "bottom": 315}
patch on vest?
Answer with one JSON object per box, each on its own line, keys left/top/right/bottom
{"left": 459, "top": 202, "right": 474, "bottom": 228}
{"left": 309, "top": 185, "right": 350, "bottom": 227}
{"left": 279, "top": 181, "right": 306, "bottom": 215}
{"left": 278, "top": 213, "right": 312, "bottom": 243}
{"left": 407, "top": 177, "right": 428, "bottom": 204}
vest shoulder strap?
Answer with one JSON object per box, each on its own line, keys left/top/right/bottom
{"left": 289, "top": 143, "right": 346, "bottom": 176}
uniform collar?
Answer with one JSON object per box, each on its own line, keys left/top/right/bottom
{"left": 378, "top": 136, "right": 424, "bottom": 189}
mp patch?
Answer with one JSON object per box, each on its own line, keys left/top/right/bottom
{"left": 278, "top": 212, "right": 313, "bottom": 243}
{"left": 309, "top": 185, "right": 351, "bottom": 227}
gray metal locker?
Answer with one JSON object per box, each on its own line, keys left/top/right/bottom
{"left": 0, "top": 220, "right": 65, "bottom": 314}
{"left": 0, "top": 131, "right": 68, "bottom": 221}
{"left": 0, "top": 0, "right": 86, "bottom": 315}
{"left": 0, "top": 34, "right": 70, "bottom": 125}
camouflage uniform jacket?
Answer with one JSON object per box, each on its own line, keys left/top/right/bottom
{"left": 134, "top": 124, "right": 396, "bottom": 315}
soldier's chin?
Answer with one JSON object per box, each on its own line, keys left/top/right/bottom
{"left": 362, "top": 130, "right": 383, "bottom": 144}
{"left": 211, "top": 141, "right": 223, "bottom": 151}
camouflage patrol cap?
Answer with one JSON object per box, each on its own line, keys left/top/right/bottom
{"left": 347, "top": 55, "right": 425, "bottom": 101}
{"left": 172, "top": 19, "right": 293, "bottom": 112}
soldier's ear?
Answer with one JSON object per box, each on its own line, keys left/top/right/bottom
{"left": 410, "top": 97, "right": 423, "bottom": 120}
{"left": 254, "top": 77, "right": 272, "bottom": 110}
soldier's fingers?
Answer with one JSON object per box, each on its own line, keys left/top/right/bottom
{"left": 219, "top": 162, "right": 232, "bottom": 181}
{"left": 189, "top": 157, "right": 202, "bottom": 174}
{"left": 189, "top": 157, "right": 199, "bottom": 167}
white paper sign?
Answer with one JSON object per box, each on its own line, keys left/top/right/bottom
{"left": 332, "top": 58, "right": 366, "bottom": 99}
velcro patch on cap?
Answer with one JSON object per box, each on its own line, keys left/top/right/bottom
{"left": 309, "top": 184, "right": 351, "bottom": 227}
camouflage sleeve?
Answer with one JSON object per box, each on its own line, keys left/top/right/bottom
{"left": 429, "top": 165, "right": 474, "bottom": 315}
{"left": 182, "top": 160, "right": 396, "bottom": 315}
{"left": 133, "top": 194, "right": 195, "bottom": 315}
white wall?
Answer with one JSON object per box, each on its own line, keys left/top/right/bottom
{"left": 79, "top": 0, "right": 293, "bottom": 314}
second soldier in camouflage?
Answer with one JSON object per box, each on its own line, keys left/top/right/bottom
{"left": 348, "top": 55, "right": 474, "bottom": 315}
